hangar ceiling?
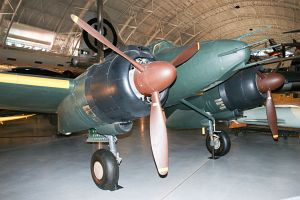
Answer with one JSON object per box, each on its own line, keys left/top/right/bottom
{"left": 0, "top": 0, "right": 299, "bottom": 55}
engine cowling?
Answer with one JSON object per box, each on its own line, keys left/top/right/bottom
{"left": 219, "top": 66, "right": 266, "bottom": 111}
{"left": 57, "top": 46, "right": 168, "bottom": 134}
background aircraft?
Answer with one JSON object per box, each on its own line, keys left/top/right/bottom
{"left": 0, "top": 10, "right": 120, "bottom": 69}
{"left": 236, "top": 105, "right": 300, "bottom": 129}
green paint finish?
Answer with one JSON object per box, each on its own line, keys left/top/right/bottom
{"left": 153, "top": 39, "right": 250, "bottom": 106}
{"left": 165, "top": 85, "right": 227, "bottom": 117}
{"left": 166, "top": 107, "right": 236, "bottom": 129}
{"left": 57, "top": 71, "right": 132, "bottom": 134}
{"left": 86, "top": 128, "right": 118, "bottom": 142}
{"left": 165, "top": 84, "right": 237, "bottom": 129}
{"left": 87, "top": 128, "right": 108, "bottom": 143}
{"left": 213, "top": 110, "right": 237, "bottom": 120}
{"left": 0, "top": 77, "right": 73, "bottom": 113}
{"left": 166, "top": 109, "right": 209, "bottom": 129}
{"left": 57, "top": 71, "right": 107, "bottom": 133}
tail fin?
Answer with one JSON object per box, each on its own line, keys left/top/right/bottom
{"left": 235, "top": 25, "right": 272, "bottom": 41}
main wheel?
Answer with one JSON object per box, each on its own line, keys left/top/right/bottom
{"left": 91, "top": 149, "right": 119, "bottom": 191}
{"left": 206, "top": 131, "right": 231, "bottom": 156}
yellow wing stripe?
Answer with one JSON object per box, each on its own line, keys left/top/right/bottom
{"left": 0, "top": 114, "right": 35, "bottom": 124}
{"left": 0, "top": 74, "right": 70, "bottom": 89}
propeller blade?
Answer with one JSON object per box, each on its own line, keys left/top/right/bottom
{"left": 71, "top": 14, "right": 144, "bottom": 72}
{"left": 282, "top": 29, "right": 300, "bottom": 34}
{"left": 256, "top": 72, "right": 284, "bottom": 141}
{"left": 266, "top": 90, "right": 279, "bottom": 141}
{"left": 171, "top": 42, "right": 200, "bottom": 67}
{"left": 71, "top": 14, "right": 176, "bottom": 177}
{"left": 150, "top": 91, "right": 168, "bottom": 176}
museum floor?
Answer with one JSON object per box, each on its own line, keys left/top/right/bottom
{"left": 0, "top": 116, "right": 300, "bottom": 200}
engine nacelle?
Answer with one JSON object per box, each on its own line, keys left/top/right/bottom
{"left": 168, "top": 67, "right": 266, "bottom": 121}
{"left": 219, "top": 66, "right": 266, "bottom": 111}
{"left": 57, "top": 46, "right": 167, "bottom": 134}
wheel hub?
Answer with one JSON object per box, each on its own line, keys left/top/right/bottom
{"left": 210, "top": 135, "right": 221, "bottom": 150}
{"left": 93, "top": 161, "right": 104, "bottom": 180}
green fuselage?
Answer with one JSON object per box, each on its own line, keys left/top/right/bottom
{"left": 0, "top": 39, "right": 253, "bottom": 134}
{"left": 153, "top": 39, "right": 251, "bottom": 107}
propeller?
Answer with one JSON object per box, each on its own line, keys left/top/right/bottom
{"left": 256, "top": 72, "right": 285, "bottom": 141}
{"left": 282, "top": 29, "right": 300, "bottom": 34}
{"left": 71, "top": 14, "right": 176, "bottom": 176}
{"left": 171, "top": 42, "right": 200, "bottom": 67}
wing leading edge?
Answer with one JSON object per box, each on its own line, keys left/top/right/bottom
{"left": 0, "top": 73, "right": 73, "bottom": 113}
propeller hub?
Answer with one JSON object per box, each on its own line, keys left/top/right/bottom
{"left": 256, "top": 72, "right": 285, "bottom": 93}
{"left": 134, "top": 61, "right": 177, "bottom": 95}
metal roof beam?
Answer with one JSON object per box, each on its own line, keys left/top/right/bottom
{"left": 2, "top": 0, "right": 23, "bottom": 46}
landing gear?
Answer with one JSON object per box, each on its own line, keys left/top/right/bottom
{"left": 88, "top": 131, "right": 122, "bottom": 191}
{"left": 180, "top": 99, "right": 231, "bottom": 159}
{"left": 206, "top": 131, "right": 231, "bottom": 157}
{"left": 91, "top": 149, "right": 119, "bottom": 190}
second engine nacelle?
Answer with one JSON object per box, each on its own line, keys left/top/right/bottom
{"left": 167, "top": 67, "right": 266, "bottom": 121}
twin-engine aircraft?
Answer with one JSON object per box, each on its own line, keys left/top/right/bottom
{"left": 0, "top": 15, "right": 286, "bottom": 190}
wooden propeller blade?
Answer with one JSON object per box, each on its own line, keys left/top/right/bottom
{"left": 72, "top": 14, "right": 176, "bottom": 177}
{"left": 266, "top": 90, "right": 279, "bottom": 141}
{"left": 71, "top": 14, "right": 144, "bottom": 72}
{"left": 171, "top": 42, "right": 200, "bottom": 67}
{"left": 256, "top": 72, "right": 284, "bottom": 141}
{"left": 150, "top": 91, "right": 168, "bottom": 176}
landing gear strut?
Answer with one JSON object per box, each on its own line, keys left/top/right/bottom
{"left": 206, "top": 120, "right": 231, "bottom": 159}
{"left": 206, "top": 130, "right": 231, "bottom": 158}
{"left": 180, "top": 100, "right": 231, "bottom": 159}
{"left": 88, "top": 132, "right": 121, "bottom": 191}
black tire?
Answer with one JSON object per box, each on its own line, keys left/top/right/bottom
{"left": 91, "top": 149, "right": 119, "bottom": 191}
{"left": 206, "top": 131, "right": 231, "bottom": 156}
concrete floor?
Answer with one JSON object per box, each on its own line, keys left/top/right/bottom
{"left": 0, "top": 117, "right": 300, "bottom": 200}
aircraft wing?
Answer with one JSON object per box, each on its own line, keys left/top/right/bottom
{"left": 0, "top": 72, "right": 73, "bottom": 113}
{"left": 237, "top": 105, "right": 300, "bottom": 128}
{"left": 166, "top": 109, "right": 209, "bottom": 129}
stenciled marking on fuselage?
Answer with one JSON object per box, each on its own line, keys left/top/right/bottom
{"left": 215, "top": 98, "right": 226, "bottom": 110}
{"left": 0, "top": 73, "right": 70, "bottom": 89}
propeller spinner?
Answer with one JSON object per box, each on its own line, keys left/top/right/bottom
{"left": 71, "top": 14, "right": 176, "bottom": 176}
